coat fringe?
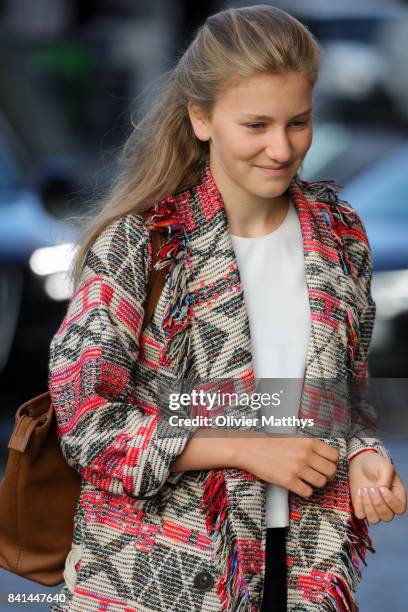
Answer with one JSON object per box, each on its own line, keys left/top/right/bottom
{"left": 320, "top": 574, "right": 356, "bottom": 612}
{"left": 200, "top": 470, "right": 252, "bottom": 611}
{"left": 320, "top": 513, "right": 375, "bottom": 611}
{"left": 301, "top": 178, "right": 356, "bottom": 277}
{"left": 146, "top": 197, "right": 193, "bottom": 375}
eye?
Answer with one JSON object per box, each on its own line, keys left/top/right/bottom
{"left": 289, "top": 119, "right": 310, "bottom": 128}
{"left": 247, "top": 123, "right": 266, "bottom": 130}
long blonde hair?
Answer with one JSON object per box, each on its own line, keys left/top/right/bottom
{"left": 70, "top": 4, "right": 321, "bottom": 287}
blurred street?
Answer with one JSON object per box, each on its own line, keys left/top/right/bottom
{"left": 1, "top": 0, "right": 408, "bottom": 610}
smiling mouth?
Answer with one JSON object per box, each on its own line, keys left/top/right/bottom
{"left": 254, "top": 164, "right": 292, "bottom": 175}
{"left": 255, "top": 164, "right": 291, "bottom": 170}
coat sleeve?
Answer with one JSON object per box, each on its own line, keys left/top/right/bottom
{"left": 48, "top": 213, "right": 193, "bottom": 499}
{"left": 340, "top": 204, "right": 393, "bottom": 464}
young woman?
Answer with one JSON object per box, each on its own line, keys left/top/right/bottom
{"left": 48, "top": 5, "right": 407, "bottom": 611}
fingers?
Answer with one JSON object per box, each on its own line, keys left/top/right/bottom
{"left": 314, "top": 440, "right": 340, "bottom": 464}
{"left": 351, "top": 487, "right": 366, "bottom": 519}
{"left": 361, "top": 487, "right": 380, "bottom": 524}
{"left": 299, "top": 466, "right": 328, "bottom": 489}
{"left": 353, "top": 475, "right": 407, "bottom": 523}
{"left": 290, "top": 477, "right": 314, "bottom": 499}
{"left": 367, "top": 487, "right": 395, "bottom": 522}
{"left": 379, "top": 482, "right": 407, "bottom": 515}
{"left": 309, "top": 454, "right": 338, "bottom": 482}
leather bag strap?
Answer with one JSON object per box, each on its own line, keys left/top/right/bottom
{"left": 140, "top": 210, "right": 168, "bottom": 333}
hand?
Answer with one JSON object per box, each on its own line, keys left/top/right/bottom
{"left": 235, "top": 435, "right": 339, "bottom": 499}
{"left": 349, "top": 451, "right": 407, "bottom": 524}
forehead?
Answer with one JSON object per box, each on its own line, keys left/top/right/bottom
{"left": 215, "top": 71, "right": 313, "bottom": 114}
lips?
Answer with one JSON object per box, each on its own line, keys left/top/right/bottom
{"left": 255, "top": 164, "right": 290, "bottom": 170}
{"left": 254, "top": 164, "right": 291, "bottom": 176}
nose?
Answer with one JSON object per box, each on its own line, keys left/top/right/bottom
{"left": 264, "top": 128, "right": 292, "bottom": 165}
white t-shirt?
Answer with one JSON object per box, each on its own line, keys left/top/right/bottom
{"left": 230, "top": 198, "right": 311, "bottom": 527}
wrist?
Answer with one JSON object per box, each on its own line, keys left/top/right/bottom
{"left": 226, "top": 432, "right": 269, "bottom": 471}
{"left": 348, "top": 448, "right": 379, "bottom": 463}
{"left": 226, "top": 436, "right": 243, "bottom": 469}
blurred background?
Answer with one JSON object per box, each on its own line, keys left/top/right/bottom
{"left": 0, "top": 0, "right": 407, "bottom": 609}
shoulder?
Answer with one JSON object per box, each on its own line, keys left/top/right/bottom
{"left": 79, "top": 212, "right": 151, "bottom": 289}
{"left": 91, "top": 212, "right": 150, "bottom": 259}
{"left": 298, "top": 176, "right": 373, "bottom": 283}
{"left": 299, "top": 176, "right": 370, "bottom": 248}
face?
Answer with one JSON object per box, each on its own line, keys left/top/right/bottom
{"left": 188, "top": 71, "right": 314, "bottom": 205}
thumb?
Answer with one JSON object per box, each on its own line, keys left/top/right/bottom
{"left": 376, "top": 459, "right": 395, "bottom": 488}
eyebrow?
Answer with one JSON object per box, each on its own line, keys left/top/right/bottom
{"left": 240, "top": 108, "right": 312, "bottom": 121}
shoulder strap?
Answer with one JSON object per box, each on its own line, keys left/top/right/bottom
{"left": 140, "top": 210, "right": 168, "bottom": 333}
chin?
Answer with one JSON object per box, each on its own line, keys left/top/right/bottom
{"left": 253, "top": 186, "right": 284, "bottom": 199}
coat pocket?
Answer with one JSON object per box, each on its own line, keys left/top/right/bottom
{"left": 63, "top": 542, "right": 84, "bottom": 594}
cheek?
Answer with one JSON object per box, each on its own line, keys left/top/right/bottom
{"left": 304, "top": 126, "right": 313, "bottom": 148}
{"left": 294, "top": 128, "right": 313, "bottom": 157}
{"left": 214, "top": 125, "right": 257, "bottom": 158}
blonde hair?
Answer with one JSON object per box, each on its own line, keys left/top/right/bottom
{"left": 70, "top": 4, "right": 321, "bottom": 287}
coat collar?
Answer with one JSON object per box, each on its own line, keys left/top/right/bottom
{"left": 168, "top": 159, "right": 356, "bottom": 386}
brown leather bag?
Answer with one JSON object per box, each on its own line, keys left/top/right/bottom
{"left": 0, "top": 215, "right": 167, "bottom": 586}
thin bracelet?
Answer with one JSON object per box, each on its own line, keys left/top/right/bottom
{"left": 348, "top": 448, "right": 378, "bottom": 462}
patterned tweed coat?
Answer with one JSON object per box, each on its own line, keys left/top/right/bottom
{"left": 48, "top": 160, "right": 392, "bottom": 612}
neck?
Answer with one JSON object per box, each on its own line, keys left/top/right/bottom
{"left": 209, "top": 159, "right": 290, "bottom": 238}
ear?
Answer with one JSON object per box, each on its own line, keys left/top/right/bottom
{"left": 187, "top": 101, "right": 211, "bottom": 142}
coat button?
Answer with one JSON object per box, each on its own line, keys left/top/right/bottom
{"left": 193, "top": 570, "right": 214, "bottom": 591}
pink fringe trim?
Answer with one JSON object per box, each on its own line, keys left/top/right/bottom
{"left": 200, "top": 470, "right": 251, "bottom": 611}
{"left": 321, "top": 513, "right": 375, "bottom": 611}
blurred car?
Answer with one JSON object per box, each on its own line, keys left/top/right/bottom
{"left": 0, "top": 112, "right": 80, "bottom": 395}
{"left": 341, "top": 143, "right": 408, "bottom": 376}
{"left": 304, "top": 126, "right": 408, "bottom": 376}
